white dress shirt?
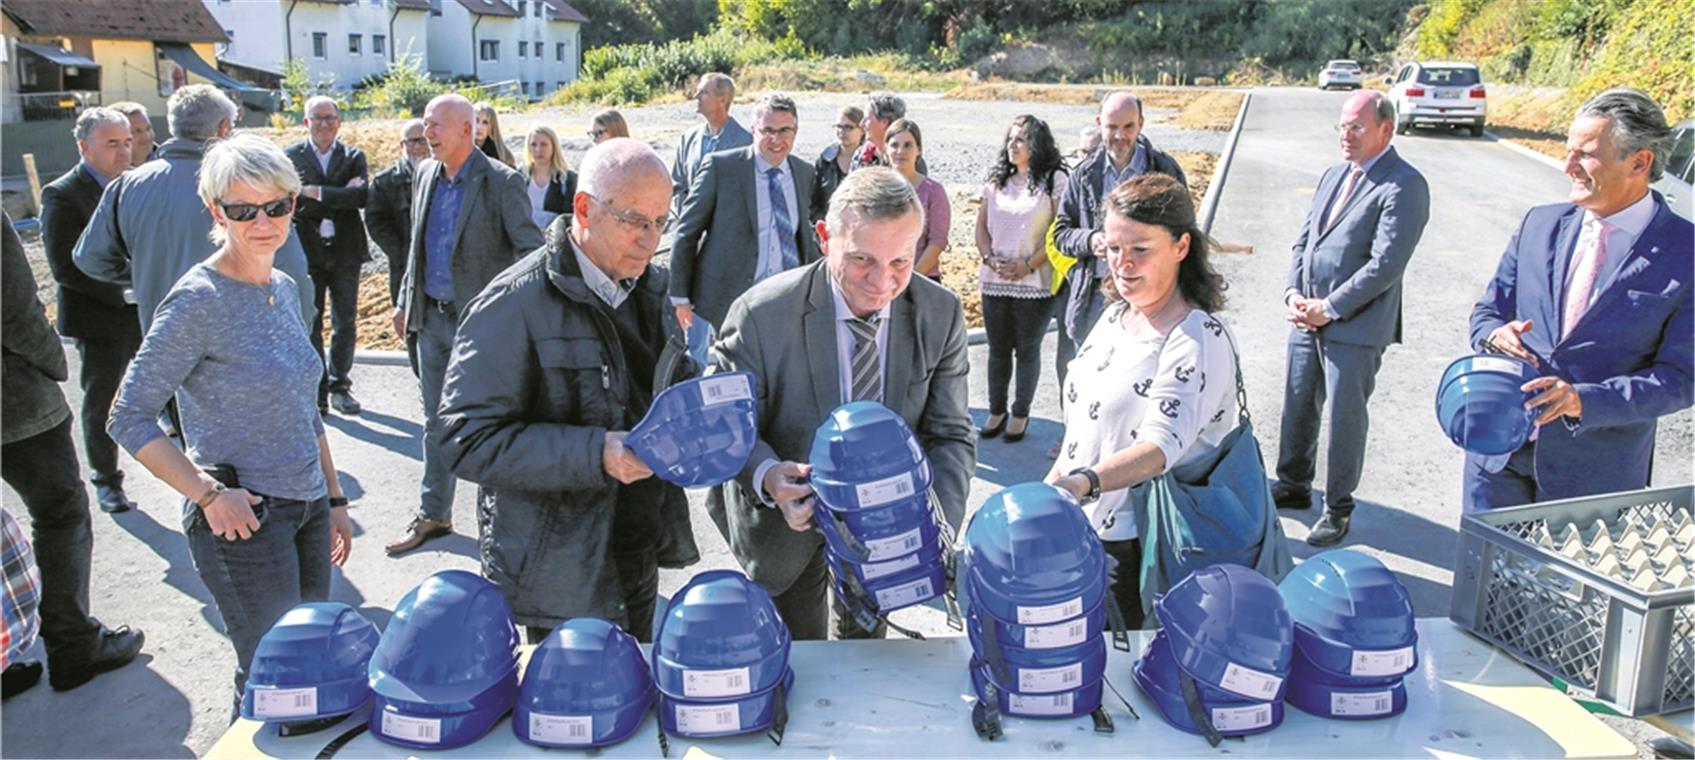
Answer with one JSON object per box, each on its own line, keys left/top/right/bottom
{"left": 313, "top": 142, "right": 337, "bottom": 238}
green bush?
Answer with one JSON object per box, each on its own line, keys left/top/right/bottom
{"left": 350, "top": 54, "right": 447, "bottom": 117}
{"left": 560, "top": 27, "right": 811, "bottom": 105}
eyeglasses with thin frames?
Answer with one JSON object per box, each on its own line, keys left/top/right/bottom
{"left": 586, "top": 194, "right": 671, "bottom": 236}
{"left": 1334, "top": 123, "right": 1370, "bottom": 135}
{"left": 758, "top": 126, "right": 798, "bottom": 139}
{"left": 219, "top": 195, "right": 295, "bottom": 222}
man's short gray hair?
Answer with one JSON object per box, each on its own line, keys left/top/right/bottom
{"left": 73, "top": 107, "right": 130, "bottom": 143}
{"left": 577, "top": 137, "right": 668, "bottom": 202}
{"left": 1577, "top": 88, "right": 1671, "bottom": 181}
{"left": 167, "top": 84, "right": 238, "bottom": 141}
{"left": 754, "top": 92, "right": 798, "bottom": 121}
{"left": 402, "top": 118, "right": 424, "bottom": 135}
{"left": 197, "top": 134, "right": 303, "bottom": 244}
{"left": 699, "top": 72, "right": 735, "bottom": 100}
{"left": 866, "top": 92, "right": 906, "bottom": 122}
{"left": 825, "top": 166, "right": 924, "bottom": 238}
{"left": 107, "top": 101, "right": 149, "bottom": 120}
{"left": 303, "top": 95, "right": 339, "bottom": 115}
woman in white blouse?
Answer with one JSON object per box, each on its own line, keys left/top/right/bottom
{"left": 1045, "top": 173, "right": 1237, "bottom": 628}
{"left": 520, "top": 125, "right": 576, "bottom": 236}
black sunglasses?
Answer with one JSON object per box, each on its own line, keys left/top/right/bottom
{"left": 219, "top": 196, "right": 295, "bottom": 222}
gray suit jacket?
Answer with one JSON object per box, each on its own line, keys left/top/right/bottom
{"left": 1285, "top": 146, "right": 1430, "bottom": 347}
{"left": 670, "top": 146, "right": 823, "bottom": 326}
{"left": 397, "top": 149, "right": 544, "bottom": 333}
{"left": 671, "top": 117, "right": 753, "bottom": 213}
{"left": 707, "top": 261, "right": 976, "bottom": 595}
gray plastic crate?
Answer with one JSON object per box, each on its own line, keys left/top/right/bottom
{"left": 1450, "top": 485, "right": 1694, "bottom": 717}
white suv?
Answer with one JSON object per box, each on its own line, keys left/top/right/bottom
{"left": 1318, "top": 60, "right": 1362, "bottom": 90}
{"left": 1651, "top": 119, "right": 1693, "bottom": 221}
{"left": 1385, "top": 61, "right": 1487, "bottom": 137}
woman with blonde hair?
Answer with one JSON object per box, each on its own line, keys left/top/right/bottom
{"left": 588, "top": 109, "right": 629, "bottom": 143}
{"left": 473, "top": 101, "right": 515, "bottom": 166}
{"left": 520, "top": 124, "right": 577, "bottom": 233}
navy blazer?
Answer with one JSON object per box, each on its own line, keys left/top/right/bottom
{"left": 40, "top": 164, "right": 140, "bottom": 343}
{"left": 1469, "top": 192, "right": 1694, "bottom": 498}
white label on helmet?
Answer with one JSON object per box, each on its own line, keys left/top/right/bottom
{"left": 698, "top": 375, "right": 753, "bottom": 406}
{"left": 251, "top": 686, "right": 317, "bottom": 719}
{"left": 381, "top": 711, "right": 442, "bottom": 744}
{"left": 1008, "top": 691, "right": 1074, "bottom": 716}
{"left": 1350, "top": 646, "right": 1415, "bottom": 677}
{"left": 1470, "top": 356, "right": 1525, "bottom": 377}
{"left": 862, "top": 526, "right": 924, "bottom": 561}
{"left": 855, "top": 472, "right": 916, "bottom": 509}
{"left": 1016, "top": 596, "right": 1085, "bottom": 626}
{"left": 1023, "top": 618, "right": 1089, "bottom": 650}
{"left": 1018, "top": 662, "right": 1084, "bottom": 694}
{"left": 859, "top": 551, "right": 921, "bottom": 582}
{"left": 675, "top": 702, "right": 741, "bottom": 733}
{"left": 1331, "top": 690, "right": 1394, "bottom": 717}
{"left": 1210, "top": 703, "right": 1273, "bottom": 732}
{"left": 528, "top": 712, "right": 594, "bottom": 744}
{"left": 1218, "top": 662, "right": 1284, "bottom": 700}
{"left": 874, "top": 577, "right": 934, "bottom": 610}
{"left": 681, "top": 666, "right": 752, "bottom": 698}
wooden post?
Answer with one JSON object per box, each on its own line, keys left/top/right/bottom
{"left": 21, "top": 153, "right": 43, "bottom": 217}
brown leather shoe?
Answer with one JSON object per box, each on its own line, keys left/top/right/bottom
{"left": 385, "top": 517, "right": 452, "bottom": 556}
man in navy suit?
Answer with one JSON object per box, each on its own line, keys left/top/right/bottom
{"left": 1275, "top": 90, "right": 1431, "bottom": 547}
{"left": 1467, "top": 89, "right": 1693, "bottom": 510}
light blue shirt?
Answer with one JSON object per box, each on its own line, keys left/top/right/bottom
{"left": 423, "top": 159, "right": 471, "bottom": 302}
{"left": 81, "top": 162, "right": 112, "bottom": 189}
{"left": 754, "top": 153, "right": 800, "bottom": 283}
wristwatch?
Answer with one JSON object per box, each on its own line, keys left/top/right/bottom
{"left": 1067, "top": 467, "right": 1102, "bottom": 504}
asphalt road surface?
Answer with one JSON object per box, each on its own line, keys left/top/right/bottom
{"left": 3, "top": 86, "right": 1687, "bottom": 757}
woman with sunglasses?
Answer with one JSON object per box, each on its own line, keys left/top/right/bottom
{"left": 588, "top": 109, "right": 629, "bottom": 144}
{"left": 809, "top": 105, "right": 864, "bottom": 222}
{"left": 107, "top": 134, "right": 353, "bottom": 718}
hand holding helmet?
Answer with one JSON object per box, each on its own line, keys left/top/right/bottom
{"left": 601, "top": 431, "right": 653, "bottom": 484}
{"left": 761, "top": 461, "right": 816, "bottom": 531}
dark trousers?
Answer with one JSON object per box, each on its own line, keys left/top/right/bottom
{"left": 0, "top": 417, "right": 102, "bottom": 667}
{"left": 184, "top": 495, "right": 332, "bottom": 716}
{"left": 770, "top": 545, "right": 887, "bottom": 641}
{"left": 1101, "top": 537, "right": 1146, "bottom": 629}
{"left": 308, "top": 263, "right": 360, "bottom": 403}
{"left": 982, "top": 294, "right": 1053, "bottom": 418}
{"left": 523, "top": 530, "right": 661, "bottom": 646}
{"left": 1462, "top": 441, "right": 1543, "bottom": 513}
{"left": 383, "top": 247, "right": 408, "bottom": 308}
{"left": 1054, "top": 280, "right": 1076, "bottom": 397}
{"left": 74, "top": 335, "right": 140, "bottom": 482}
{"left": 1274, "top": 328, "right": 1385, "bottom": 515}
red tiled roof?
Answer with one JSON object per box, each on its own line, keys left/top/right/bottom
{"left": 453, "top": 0, "right": 521, "bottom": 17}
{"left": 541, "top": 0, "right": 589, "bottom": 23}
{"left": 2, "top": 0, "right": 227, "bottom": 43}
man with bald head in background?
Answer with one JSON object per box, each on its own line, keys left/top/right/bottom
{"left": 387, "top": 93, "right": 544, "bottom": 556}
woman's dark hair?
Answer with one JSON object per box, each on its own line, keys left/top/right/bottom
{"left": 989, "top": 115, "right": 1068, "bottom": 196}
{"left": 1099, "top": 173, "right": 1226, "bottom": 313}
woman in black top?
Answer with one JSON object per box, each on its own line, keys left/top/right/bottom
{"left": 809, "top": 105, "right": 865, "bottom": 222}
{"left": 473, "top": 101, "right": 515, "bottom": 166}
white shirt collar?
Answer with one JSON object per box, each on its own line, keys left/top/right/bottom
{"left": 1585, "top": 190, "right": 1657, "bottom": 238}
{"left": 313, "top": 140, "right": 337, "bottom": 159}
{"left": 569, "top": 236, "right": 636, "bottom": 308}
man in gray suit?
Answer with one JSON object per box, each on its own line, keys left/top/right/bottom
{"left": 671, "top": 72, "right": 752, "bottom": 215}
{"left": 708, "top": 167, "right": 975, "bottom": 640}
{"left": 672, "top": 93, "right": 822, "bottom": 365}
{"left": 1275, "top": 90, "right": 1430, "bottom": 547}
{"left": 386, "top": 94, "right": 545, "bottom": 556}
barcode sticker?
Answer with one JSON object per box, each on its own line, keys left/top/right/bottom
{"left": 1016, "top": 596, "right": 1084, "bottom": 626}
{"left": 675, "top": 702, "right": 741, "bottom": 734}
{"left": 381, "top": 711, "right": 442, "bottom": 744}
{"left": 682, "top": 666, "right": 752, "bottom": 698}
{"left": 1024, "top": 618, "right": 1089, "bottom": 650}
{"left": 1018, "top": 662, "right": 1084, "bottom": 694}
{"left": 1471, "top": 356, "right": 1524, "bottom": 376}
{"left": 1211, "top": 703, "right": 1273, "bottom": 732}
{"left": 862, "top": 526, "right": 924, "bottom": 561}
{"left": 855, "top": 472, "right": 915, "bottom": 508}
{"left": 859, "top": 552, "right": 921, "bottom": 581}
{"left": 1331, "top": 690, "right": 1394, "bottom": 717}
{"left": 874, "top": 577, "right": 934, "bottom": 610}
{"left": 528, "top": 712, "right": 594, "bottom": 744}
{"left": 1218, "top": 662, "right": 1284, "bottom": 700}
{"left": 698, "top": 375, "right": 753, "bottom": 405}
{"left": 1350, "top": 646, "right": 1415, "bottom": 677}
{"left": 251, "top": 686, "right": 317, "bottom": 719}
{"left": 1008, "top": 691, "right": 1074, "bottom": 716}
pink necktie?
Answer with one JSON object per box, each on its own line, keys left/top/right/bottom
{"left": 1323, "top": 167, "right": 1363, "bottom": 232}
{"left": 1562, "top": 219, "right": 1614, "bottom": 339}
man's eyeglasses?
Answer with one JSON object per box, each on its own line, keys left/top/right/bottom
{"left": 1334, "top": 123, "right": 1369, "bottom": 135}
{"left": 219, "top": 196, "right": 295, "bottom": 222}
{"left": 758, "top": 126, "right": 798, "bottom": 139}
{"left": 587, "top": 195, "right": 671, "bottom": 235}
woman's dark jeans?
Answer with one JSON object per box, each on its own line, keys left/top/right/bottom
{"left": 183, "top": 494, "right": 332, "bottom": 718}
{"left": 1101, "top": 537, "right": 1146, "bottom": 630}
{"left": 981, "top": 294, "right": 1055, "bottom": 418}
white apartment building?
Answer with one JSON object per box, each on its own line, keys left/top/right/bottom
{"left": 425, "top": 0, "right": 585, "bottom": 100}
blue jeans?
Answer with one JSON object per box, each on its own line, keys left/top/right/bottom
{"left": 416, "top": 303, "right": 458, "bottom": 522}
{"left": 184, "top": 494, "right": 332, "bottom": 716}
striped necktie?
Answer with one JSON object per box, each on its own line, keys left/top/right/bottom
{"left": 767, "top": 167, "right": 800, "bottom": 271}
{"left": 847, "top": 316, "right": 883, "bottom": 403}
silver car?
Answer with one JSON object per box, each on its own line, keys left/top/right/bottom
{"left": 1318, "top": 60, "right": 1362, "bottom": 90}
{"left": 1651, "top": 119, "right": 1693, "bottom": 221}
{"left": 1385, "top": 61, "right": 1487, "bottom": 137}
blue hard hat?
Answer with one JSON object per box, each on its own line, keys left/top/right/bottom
{"left": 969, "top": 622, "right": 1107, "bottom": 695}
{"left": 808, "top": 402, "right": 934, "bottom": 513}
{"left": 241, "top": 602, "right": 379, "bottom": 724}
{"left": 1153, "top": 564, "right": 1294, "bottom": 702}
{"left": 628, "top": 372, "right": 760, "bottom": 488}
{"left": 1285, "top": 665, "right": 1408, "bottom": 720}
{"left": 969, "top": 661, "right": 1103, "bottom": 720}
{"left": 966, "top": 591, "right": 1106, "bottom": 653}
{"left": 368, "top": 570, "right": 520, "bottom": 750}
{"left": 824, "top": 547, "right": 947, "bottom": 628}
{"left": 652, "top": 570, "right": 792, "bottom": 702}
{"left": 656, "top": 665, "right": 794, "bottom": 739}
{"left": 1434, "top": 354, "right": 1539, "bottom": 456}
{"left": 514, "top": 618, "right": 655, "bottom": 749}
{"left": 1279, "top": 550, "right": 1418, "bottom": 685}
{"left": 815, "top": 497, "right": 944, "bottom": 565}
{"left": 1133, "top": 630, "right": 1283, "bottom": 738}
{"left": 960, "top": 483, "right": 1107, "bottom": 628}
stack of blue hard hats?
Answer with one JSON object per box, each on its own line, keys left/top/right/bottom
{"left": 368, "top": 570, "right": 521, "bottom": 750}
{"left": 959, "top": 483, "right": 1124, "bottom": 740}
{"left": 809, "top": 402, "right": 952, "bottom": 636}
{"left": 241, "top": 602, "right": 379, "bottom": 734}
{"left": 1134, "top": 563, "right": 1293, "bottom": 745}
{"left": 652, "top": 570, "right": 794, "bottom": 748}
{"left": 628, "top": 372, "right": 761, "bottom": 488}
{"left": 1279, "top": 550, "right": 1418, "bottom": 720}
{"left": 514, "top": 618, "right": 656, "bottom": 749}
{"left": 1435, "top": 354, "right": 1540, "bottom": 456}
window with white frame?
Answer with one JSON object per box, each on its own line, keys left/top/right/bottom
{"left": 518, "top": 41, "right": 528, "bottom": 59}
{"left": 479, "top": 39, "right": 499, "bottom": 61}
{"left": 349, "top": 34, "right": 362, "bottom": 55}
{"left": 312, "top": 32, "right": 328, "bottom": 59}
{"left": 517, "top": 0, "right": 527, "bottom": 14}
{"left": 430, "top": 0, "right": 442, "bottom": 16}
{"left": 373, "top": 35, "right": 386, "bottom": 55}
{"left": 556, "top": 42, "right": 565, "bottom": 61}
{"left": 535, "top": 1, "right": 544, "bottom": 18}
{"left": 534, "top": 39, "right": 541, "bottom": 56}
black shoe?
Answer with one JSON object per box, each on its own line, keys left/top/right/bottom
{"left": 49, "top": 626, "right": 145, "bottom": 692}
{"left": 95, "top": 481, "right": 134, "bottom": 514}
{"left": 329, "top": 390, "right": 362, "bottom": 415}
{"left": 979, "top": 414, "right": 1006, "bottom": 439}
{"left": 1306, "top": 512, "right": 1351, "bottom": 547}
{"left": 2, "top": 662, "right": 42, "bottom": 699}
{"left": 1003, "top": 416, "right": 1029, "bottom": 443}
{"left": 1272, "top": 483, "right": 1313, "bottom": 510}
